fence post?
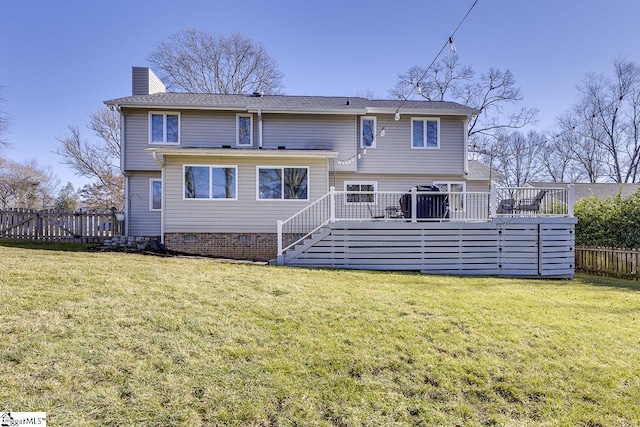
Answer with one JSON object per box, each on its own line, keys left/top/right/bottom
{"left": 329, "top": 186, "right": 336, "bottom": 223}
{"left": 411, "top": 187, "right": 417, "bottom": 223}
{"left": 490, "top": 182, "right": 497, "bottom": 217}
{"left": 567, "top": 183, "right": 575, "bottom": 217}
{"left": 277, "top": 220, "right": 283, "bottom": 257}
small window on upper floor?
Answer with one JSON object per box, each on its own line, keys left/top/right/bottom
{"left": 411, "top": 118, "right": 439, "bottom": 149}
{"left": 237, "top": 114, "right": 253, "bottom": 147}
{"left": 361, "top": 117, "right": 376, "bottom": 148}
{"left": 149, "top": 112, "right": 180, "bottom": 144}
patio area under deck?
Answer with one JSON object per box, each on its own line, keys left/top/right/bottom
{"left": 275, "top": 185, "right": 576, "bottom": 278}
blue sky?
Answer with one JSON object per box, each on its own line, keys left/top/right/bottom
{"left": 1, "top": 0, "right": 639, "bottom": 187}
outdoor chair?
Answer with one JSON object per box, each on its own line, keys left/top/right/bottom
{"left": 516, "top": 190, "right": 547, "bottom": 213}
{"left": 367, "top": 205, "right": 386, "bottom": 220}
{"left": 497, "top": 198, "right": 516, "bottom": 214}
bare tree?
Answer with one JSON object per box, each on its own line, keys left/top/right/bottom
{"left": 56, "top": 106, "right": 124, "bottom": 210}
{"left": 555, "top": 59, "right": 640, "bottom": 183}
{"left": 481, "top": 130, "right": 547, "bottom": 187}
{"left": 391, "top": 56, "right": 537, "bottom": 151}
{"left": 148, "top": 28, "right": 284, "bottom": 95}
{"left": 0, "top": 156, "right": 58, "bottom": 209}
{"left": 0, "top": 86, "right": 9, "bottom": 145}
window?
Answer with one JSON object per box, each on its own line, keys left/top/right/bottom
{"left": 345, "top": 181, "right": 377, "bottom": 204}
{"left": 411, "top": 118, "right": 439, "bottom": 149}
{"left": 150, "top": 179, "right": 162, "bottom": 211}
{"left": 184, "top": 165, "right": 237, "bottom": 200}
{"left": 149, "top": 112, "right": 180, "bottom": 144}
{"left": 361, "top": 117, "right": 376, "bottom": 148}
{"left": 434, "top": 182, "right": 465, "bottom": 211}
{"left": 236, "top": 114, "right": 253, "bottom": 146}
{"left": 258, "top": 167, "right": 309, "bottom": 200}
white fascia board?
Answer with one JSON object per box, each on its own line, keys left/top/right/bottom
{"left": 146, "top": 147, "right": 338, "bottom": 159}
{"left": 365, "top": 107, "right": 478, "bottom": 116}
{"left": 104, "top": 102, "right": 248, "bottom": 111}
{"left": 246, "top": 108, "right": 366, "bottom": 115}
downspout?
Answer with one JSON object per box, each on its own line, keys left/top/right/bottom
{"left": 464, "top": 114, "right": 470, "bottom": 175}
{"left": 151, "top": 152, "right": 165, "bottom": 243}
{"left": 115, "top": 104, "right": 129, "bottom": 236}
{"left": 258, "top": 109, "right": 263, "bottom": 148}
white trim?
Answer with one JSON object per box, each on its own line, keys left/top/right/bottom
{"left": 183, "top": 164, "right": 239, "bottom": 201}
{"left": 148, "top": 111, "right": 181, "bottom": 145}
{"left": 146, "top": 147, "right": 337, "bottom": 159}
{"left": 256, "top": 166, "right": 310, "bottom": 201}
{"left": 236, "top": 113, "right": 253, "bottom": 147}
{"left": 411, "top": 117, "right": 440, "bottom": 149}
{"left": 149, "top": 178, "right": 162, "bottom": 211}
{"left": 344, "top": 181, "right": 378, "bottom": 205}
{"left": 360, "top": 116, "right": 377, "bottom": 149}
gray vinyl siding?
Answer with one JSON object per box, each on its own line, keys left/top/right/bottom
{"left": 123, "top": 109, "right": 158, "bottom": 171}
{"left": 355, "top": 115, "right": 466, "bottom": 175}
{"left": 127, "top": 171, "right": 161, "bottom": 236}
{"left": 332, "top": 173, "right": 490, "bottom": 192}
{"left": 262, "top": 114, "right": 356, "bottom": 172}
{"left": 163, "top": 155, "right": 329, "bottom": 234}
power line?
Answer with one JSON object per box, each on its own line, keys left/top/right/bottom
{"left": 336, "top": 0, "right": 480, "bottom": 165}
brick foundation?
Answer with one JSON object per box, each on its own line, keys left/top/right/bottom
{"left": 163, "top": 232, "right": 277, "bottom": 261}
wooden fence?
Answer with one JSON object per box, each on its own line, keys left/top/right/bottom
{"left": 0, "top": 208, "right": 124, "bottom": 243}
{"left": 575, "top": 246, "right": 640, "bottom": 280}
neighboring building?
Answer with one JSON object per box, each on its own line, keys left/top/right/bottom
{"left": 527, "top": 182, "right": 640, "bottom": 202}
{"left": 106, "top": 67, "right": 488, "bottom": 260}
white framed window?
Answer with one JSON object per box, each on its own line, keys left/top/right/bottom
{"left": 183, "top": 165, "right": 238, "bottom": 200}
{"left": 257, "top": 166, "right": 309, "bottom": 201}
{"left": 434, "top": 181, "right": 465, "bottom": 211}
{"left": 149, "top": 179, "right": 162, "bottom": 211}
{"left": 236, "top": 114, "right": 253, "bottom": 147}
{"left": 360, "top": 116, "right": 377, "bottom": 148}
{"left": 344, "top": 181, "right": 377, "bottom": 204}
{"left": 411, "top": 117, "right": 440, "bottom": 149}
{"left": 149, "top": 112, "right": 180, "bottom": 144}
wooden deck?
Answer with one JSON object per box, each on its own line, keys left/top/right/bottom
{"left": 278, "top": 217, "right": 577, "bottom": 278}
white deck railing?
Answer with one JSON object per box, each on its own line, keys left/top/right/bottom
{"left": 277, "top": 185, "right": 574, "bottom": 256}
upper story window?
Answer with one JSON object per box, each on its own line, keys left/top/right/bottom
{"left": 149, "top": 179, "right": 162, "bottom": 211}
{"left": 149, "top": 112, "right": 180, "bottom": 144}
{"left": 236, "top": 114, "right": 253, "bottom": 147}
{"left": 411, "top": 117, "right": 439, "bottom": 149}
{"left": 361, "top": 117, "right": 376, "bottom": 148}
{"left": 184, "top": 165, "right": 238, "bottom": 200}
{"left": 258, "top": 167, "right": 309, "bottom": 200}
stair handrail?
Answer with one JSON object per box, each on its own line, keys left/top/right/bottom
{"left": 277, "top": 188, "right": 334, "bottom": 256}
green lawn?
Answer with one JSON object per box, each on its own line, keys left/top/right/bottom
{"left": 1, "top": 241, "right": 639, "bottom": 426}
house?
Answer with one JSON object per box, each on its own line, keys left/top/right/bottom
{"left": 105, "top": 68, "right": 576, "bottom": 277}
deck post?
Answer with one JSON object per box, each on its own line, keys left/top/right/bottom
{"left": 567, "top": 183, "right": 575, "bottom": 217}
{"left": 411, "top": 187, "right": 417, "bottom": 223}
{"left": 489, "top": 182, "right": 497, "bottom": 217}
{"left": 329, "top": 186, "right": 336, "bottom": 223}
{"left": 277, "top": 220, "right": 283, "bottom": 256}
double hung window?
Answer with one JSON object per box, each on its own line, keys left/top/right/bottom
{"left": 236, "top": 114, "right": 253, "bottom": 147}
{"left": 434, "top": 182, "right": 465, "bottom": 211}
{"left": 411, "top": 118, "right": 439, "bottom": 149}
{"left": 149, "top": 112, "right": 180, "bottom": 144}
{"left": 149, "top": 179, "right": 162, "bottom": 211}
{"left": 361, "top": 117, "right": 376, "bottom": 148}
{"left": 345, "top": 181, "right": 377, "bottom": 204}
{"left": 258, "top": 167, "right": 309, "bottom": 200}
{"left": 184, "top": 165, "right": 237, "bottom": 199}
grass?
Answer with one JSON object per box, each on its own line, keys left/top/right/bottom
{"left": 1, "top": 241, "right": 639, "bottom": 426}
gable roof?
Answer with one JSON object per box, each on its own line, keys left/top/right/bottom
{"left": 104, "top": 93, "right": 479, "bottom": 116}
